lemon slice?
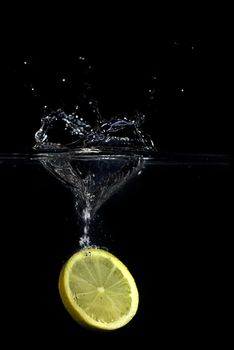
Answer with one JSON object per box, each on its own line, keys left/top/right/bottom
{"left": 58, "top": 248, "right": 139, "bottom": 331}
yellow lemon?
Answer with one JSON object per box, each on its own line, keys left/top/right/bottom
{"left": 58, "top": 248, "right": 139, "bottom": 331}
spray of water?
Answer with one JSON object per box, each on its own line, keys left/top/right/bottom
{"left": 34, "top": 73, "right": 156, "bottom": 248}
{"left": 35, "top": 108, "right": 155, "bottom": 153}
{"left": 38, "top": 145, "right": 145, "bottom": 248}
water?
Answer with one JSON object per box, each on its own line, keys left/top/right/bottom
{"left": 0, "top": 152, "right": 231, "bottom": 344}
{"left": 34, "top": 108, "right": 155, "bottom": 248}
{"left": 1, "top": 151, "right": 230, "bottom": 250}
{"left": 38, "top": 152, "right": 144, "bottom": 248}
{"left": 1, "top": 44, "right": 231, "bottom": 345}
{"left": 34, "top": 108, "right": 155, "bottom": 153}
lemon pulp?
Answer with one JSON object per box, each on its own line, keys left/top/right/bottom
{"left": 58, "top": 248, "right": 139, "bottom": 331}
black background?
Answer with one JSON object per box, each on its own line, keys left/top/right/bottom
{"left": 0, "top": 37, "right": 231, "bottom": 154}
{"left": 0, "top": 25, "right": 232, "bottom": 348}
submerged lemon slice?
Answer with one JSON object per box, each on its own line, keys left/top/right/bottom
{"left": 58, "top": 248, "right": 139, "bottom": 331}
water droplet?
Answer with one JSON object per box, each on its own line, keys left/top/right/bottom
{"left": 177, "top": 88, "right": 185, "bottom": 95}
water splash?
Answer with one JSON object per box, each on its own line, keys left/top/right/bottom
{"left": 35, "top": 108, "right": 155, "bottom": 154}
{"left": 39, "top": 152, "right": 144, "bottom": 248}
{"left": 35, "top": 109, "right": 92, "bottom": 148}
{"left": 34, "top": 93, "right": 156, "bottom": 249}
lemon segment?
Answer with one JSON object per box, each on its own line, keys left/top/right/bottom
{"left": 58, "top": 248, "right": 139, "bottom": 331}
